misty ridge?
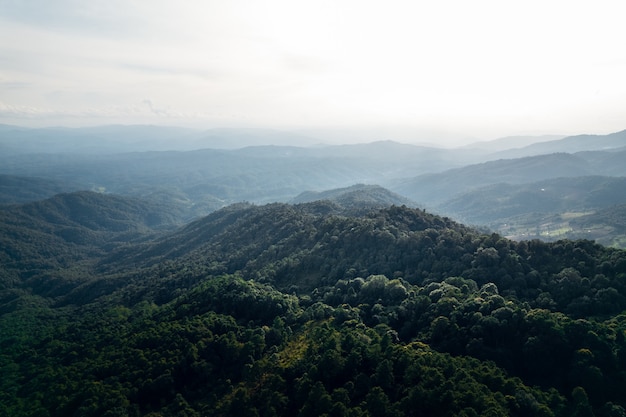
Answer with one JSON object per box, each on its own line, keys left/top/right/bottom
{"left": 2, "top": 124, "right": 626, "bottom": 247}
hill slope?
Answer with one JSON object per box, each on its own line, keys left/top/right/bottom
{"left": 2, "top": 201, "right": 626, "bottom": 415}
{"left": 432, "top": 176, "right": 626, "bottom": 246}
{"left": 0, "top": 191, "right": 185, "bottom": 298}
{"left": 390, "top": 149, "right": 626, "bottom": 206}
{"left": 0, "top": 175, "right": 83, "bottom": 205}
{"left": 290, "top": 184, "right": 418, "bottom": 210}
{"left": 567, "top": 204, "right": 626, "bottom": 247}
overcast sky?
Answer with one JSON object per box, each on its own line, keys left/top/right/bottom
{"left": 1, "top": 0, "right": 625, "bottom": 143}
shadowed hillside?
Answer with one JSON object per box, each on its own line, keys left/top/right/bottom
{"left": 2, "top": 200, "right": 626, "bottom": 416}
{"left": 0, "top": 191, "right": 185, "bottom": 298}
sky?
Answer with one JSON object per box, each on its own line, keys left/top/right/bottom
{"left": 1, "top": 0, "right": 625, "bottom": 144}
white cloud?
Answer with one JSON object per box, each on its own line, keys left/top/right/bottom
{"left": 1, "top": 0, "right": 625, "bottom": 140}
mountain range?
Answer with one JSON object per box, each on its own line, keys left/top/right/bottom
{"left": 2, "top": 125, "right": 626, "bottom": 249}
{"left": 2, "top": 188, "right": 626, "bottom": 415}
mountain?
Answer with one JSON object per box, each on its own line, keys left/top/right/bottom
{"left": 0, "top": 124, "right": 199, "bottom": 154}
{"left": 3, "top": 200, "right": 626, "bottom": 416}
{"left": 491, "top": 129, "right": 626, "bottom": 159}
{"left": 432, "top": 176, "right": 626, "bottom": 247}
{"left": 7, "top": 137, "right": 623, "bottom": 220}
{"left": 193, "top": 127, "right": 322, "bottom": 149}
{"left": 3, "top": 125, "right": 626, "bottom": 251}
{"left": 0, "top": 141, "right": 480, "bottom": 215}
{"left": 389, "top": 149, "right": 626, "bottom": 207}
{"left": 389, "top": 153, "right": 588, "bottom": 206}
{"left": 438, "top": 176, "right": 626, "bottom": 224}
{"left": 0, "top": 191, "right": 185, "bottom": 297}
{"left": 3, "top": 125, "right": 625, "bottom": 214}
{"left": 2, "top": 198, "right": 626, "bottom": 415}
{"left": 290, "top": 184, "right": 418, "bottom": 210}
{"left": 0, "top": 124, "right": 325, "bottom": 154}
{"left": 12, "top": 190, "right": 185, "bottom": 232}
{"left": 4, "top": 123, "right": 623, "bottom": 157}
{"left": 289, "top": 180, "right": 626, "bottom": 249}
{"left": 464, "top": 134, "right": 566, "bottom": 152}
{"left": 0, "top": 174, "right": 83, "bottom": 205}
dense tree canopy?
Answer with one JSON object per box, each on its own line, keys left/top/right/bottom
{"left": 2, "top": 198, "right": 626, "bottom": 416}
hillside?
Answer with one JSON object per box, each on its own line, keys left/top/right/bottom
{"left": 439, "top": 176, "right": 626, "bottom": 221}
{"left": 567, "top": 204, "right": 626, "bottom": 247}
{"left": 2, "top": 199, "right": 626, "bottom": 416}
{"left": 0, "top": 191, "right": 185, "bottom": 298}
{"left": 0, "top": 174, "right": 82, "bottom": 204}
{"left": 390, "top": 149, "right": 626, "bottom": 206}
{"left": 435, "top": 176, "right": 626, "bottom": 246}
{"left": 290, "top": 184, "right": 418, "bottom": 211}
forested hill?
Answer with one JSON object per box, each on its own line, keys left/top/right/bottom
{"left": 391, "top": 149, "right": 626, "bottom": 206}
{"left": 3, "top": 190, "right": 185, "bottom": 232}
{"left": 97, "top": 201, "right": 464, "bottom": 278}
{"left": 98, "top": 202, "right": 626, "bottom": 311}
{"left": 3, "top": 199, "right": 626, "bottom": 416}
{"left": 0, "top": 191, "right": 186, "bottom": 297}
{"left": 290, "top": 184, "right": 417, "bottom": 210}
{"left": 0, "top": 174, "right": 82, "bottom": 204}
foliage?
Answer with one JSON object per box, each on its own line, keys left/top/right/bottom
{"left": 2, "top": 199, "right": 626, "bottom": 416}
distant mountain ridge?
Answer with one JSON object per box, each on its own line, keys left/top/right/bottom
{"left": 2, "top": 124, "right": 626, "bottom": 247}
{"left": 389, "top": 149, "right": 626, "bottom": 206}
{"left": 491, "top": 129, "right": 626, "bottom": 159}
{"left": 0, "top": 174, "right": 82, "bottom": 205}
{"left": 2, "top": 123, "right": 624, "bottom": 155}
{"left": 465, "top": 134, "right": 566, "bottom": 152}
{"left": 290, "top": 184, "right": 417, "bottom": 210}
{"left": 0, "top": 140, "right": 484, "bottom": 214}
{"left": 0, "top": 124, "right": 322, "bottom": 154}
{"left": 3, "top": 131, "right": 624, "bottom": 212}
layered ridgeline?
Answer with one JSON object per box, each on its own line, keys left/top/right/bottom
{"left": 2, "top": 191, "right": 626, "bottom": 416}
{"left": 2, "top": 126, "right": 626, "bottom": 246}
{"left": 387, "top": 149, "right": 626, "bottom": 247}
{"left": 0, "top": 191, "right": 186, "bottom": 300}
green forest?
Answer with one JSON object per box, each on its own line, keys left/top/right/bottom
{"left": 2, "top": 192, "right": 626, "bottom": 416}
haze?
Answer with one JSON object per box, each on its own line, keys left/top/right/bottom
{"left": 1, "top": 0, "right": 625, "bottom": 145}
